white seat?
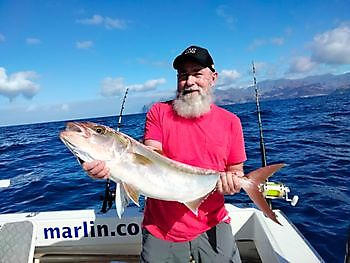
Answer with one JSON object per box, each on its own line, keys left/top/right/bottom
{"left": 0, "top": 220, "right": 36, "bottom": 263}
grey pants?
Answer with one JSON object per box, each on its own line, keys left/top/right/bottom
{"left": 140, "top": 222, "right": 241, "bottom": 263}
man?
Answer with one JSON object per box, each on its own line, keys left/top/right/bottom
{"left": 84, "top": 45, "right": 246, "bottom": 262}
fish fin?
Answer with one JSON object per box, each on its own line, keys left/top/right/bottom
{"left": 246, "top": 163, "right": 285, "bottom": 185}
{"left": 244, "top": 185, "right": 281, "bottom": 225}
{"left": 131, "top": 153, "right": 154, "bottom": 166}
{"left": 243, "top": 164, "right": 285, "bottom": 225}
{"left": 184, "top": 197, "right": 206, "bottom": 216}
{"left": 115, "top": 182, "right": 131, "bottom": 218}
{"left": 122, "top": 182, "right": 140, "bottom": 207}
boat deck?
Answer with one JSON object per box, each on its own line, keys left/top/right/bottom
{"left": 1, "top": 205, "right": 323, "bottom": 263}
{"left": 34, "top": 240, "right": 261, "bottom": 263}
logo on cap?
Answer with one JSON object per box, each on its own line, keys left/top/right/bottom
{"left": 184, "top": 47, "right": 197, "bottom": 55}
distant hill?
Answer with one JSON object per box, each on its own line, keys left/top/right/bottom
{"left": 215, "top": 72, "right": 350, "bottom": 105}
{"left": 142, "top": 72, "right": 350, "bottom": 112}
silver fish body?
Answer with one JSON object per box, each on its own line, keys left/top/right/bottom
{"left": 60, "top": 122, "right": 284, "bottom": 224}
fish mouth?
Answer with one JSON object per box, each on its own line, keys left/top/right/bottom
{"left": 66, "top": 122, "right": 88, "bottom": 133}
{"left": 60, "top": 136, "right": 94, "bottom": 163}
{"left": 65, "top": 122, "right": 94, "bottom": 138}
{"left": 60, "top": 122, "right": 95, "bottom": 163}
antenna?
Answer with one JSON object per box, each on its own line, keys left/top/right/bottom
{"left": 100, "top": 87, "right": 129, "bottom": 213}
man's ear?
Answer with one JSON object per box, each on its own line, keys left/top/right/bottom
{"left": 212, "top": 71, "right": 218, "bottom": 83}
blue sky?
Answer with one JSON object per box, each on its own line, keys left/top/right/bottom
{"left": 1, "top": 0, "right": 350, "bottom": 126}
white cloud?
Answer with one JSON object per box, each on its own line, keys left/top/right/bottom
{"left": 61, "top": 103, "right": 70, "bottom": 111}
{"left": 0, "top": 33, "right": 5, "bottom": 42}
{"left": 0, "top": 67, "right": 40, "bottom": 101}
{"left": 77, "top": 14, "right": 126, "bottom": 29}
{"left": 248, "top": 39, "right": 266, "bottom": 51}
{"left": 216, "top": 69, "right": 241, "bottom": 88}
{"left": 76, "top": 40, "right": 94, "bottom": 49}
{"left": 271, "top": 37, "right": 284, "bottom": 45}
{"left": 26, "top": 37, "right": 41, "bottom": 45}
{"left": 248, "top": 37, "right": 284, "bottom": 51}
{"left": 311, "top": 25, "right": 350, "bottom": 65}
{"left": 216, "top": 5, "right": 235, "bottom": 29}
{"left": 101, "top": 77, "right": 125, "bottom": 96}
{"left": 288, "top": 56, "right": 317, "bottom": 74}
{"left": 101, "top": 77, "right": 166, "bottom": 97}
{"left": 77, "top": 14, "right": 103, "bottom": 25}
{"left": 104, "top": 17, "right": 126, "bottom": 29}
{"left": 26, "top": 104, "right": 38, "bottom": 112}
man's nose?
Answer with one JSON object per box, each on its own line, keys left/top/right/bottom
{"left": 185, "top": 74, "right": 196, "bottom": 85}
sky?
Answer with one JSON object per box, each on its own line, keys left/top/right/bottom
{"left": 1, "top": 0, "right": 350, "bottom": 126}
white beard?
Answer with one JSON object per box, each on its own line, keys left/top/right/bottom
{"left": 173, "top": 88, "right": 213, "bottom": 118}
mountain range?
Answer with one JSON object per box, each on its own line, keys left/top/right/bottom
{"left": 214, "top": 72, "right": 350, "bottom": 105}
{"left": 142, "top": 72, "right": 350, "bottom": 112}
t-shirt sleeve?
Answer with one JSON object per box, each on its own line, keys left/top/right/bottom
{"left": 144, "top": 103, "right": 163, "bottom": 143}
{"left": 227, "top": 116, "right": 247, "bottom": 165}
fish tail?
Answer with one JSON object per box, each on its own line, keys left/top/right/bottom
{"left": 243, "top": 164, "right": 285, "bottom": 225}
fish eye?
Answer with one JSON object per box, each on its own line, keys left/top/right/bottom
{"left": 95, "top": 126, "right": 105, "bottom": 134}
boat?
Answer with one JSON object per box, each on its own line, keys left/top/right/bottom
{"left": 0, "top": 65, "right": 325, "bottom": 262}
{"left": 0, "top": 203, "right": 324, "bottom": 262}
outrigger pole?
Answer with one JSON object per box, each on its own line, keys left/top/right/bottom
{"left": 100, "top": 87, "right": 129, "bottom": 213}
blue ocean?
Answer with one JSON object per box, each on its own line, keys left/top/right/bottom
{"left": 0, "top": 93, "right": 349, "bottom": 262}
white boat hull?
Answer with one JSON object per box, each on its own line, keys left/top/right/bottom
{"left": 0, "top": 204, "right": 323, "bottom": 262}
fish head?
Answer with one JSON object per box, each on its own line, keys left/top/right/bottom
{"left": 59, "top": 122, "right": 130, "bottom": 163}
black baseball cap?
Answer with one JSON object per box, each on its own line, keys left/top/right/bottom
{"left": 173, "top": 45, "right": 215, "bottom": 72}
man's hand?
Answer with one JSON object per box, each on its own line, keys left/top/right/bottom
{"left": 82, "top": 160, "right": 110, "bottom": 180}
{"left": 216, "top": 170, "right": 244, "bottom": 195}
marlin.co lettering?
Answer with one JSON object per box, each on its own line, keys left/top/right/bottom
{"left": 43, "top": 221, "right": 140, "bottom": 239}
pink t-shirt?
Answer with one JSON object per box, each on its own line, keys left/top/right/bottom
{"left": 142, "top": 101, "right": 246, "bottom": 242}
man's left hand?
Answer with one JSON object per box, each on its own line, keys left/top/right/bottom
{"left": 216, "top": 170, "right": 244, "bottom": 195}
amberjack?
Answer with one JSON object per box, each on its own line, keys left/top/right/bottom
{"left": 60, "top": 122, "right": 284, "bottom": 224}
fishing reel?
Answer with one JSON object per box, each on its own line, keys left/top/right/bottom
{"left": 261, "top": 181, "right": 299, "bottom": 206}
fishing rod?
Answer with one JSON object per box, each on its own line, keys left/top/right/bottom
{"left": 251, "top": 61, "right": 298, "bottom": 207}
{"left": 100, "top": 87, "right": 129, "bottom": 213}
{"left": 252, "top": 61, "right": 267, "bottom": 168}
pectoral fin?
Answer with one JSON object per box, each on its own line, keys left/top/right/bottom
{"left": 115, "top": 182, "right": 131, "bottom": 218}
{"left": 122, "top": 182, "right": 140, "bottom": 207}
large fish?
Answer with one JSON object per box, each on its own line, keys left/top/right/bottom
{"left": 59, "top": 122, "right": 284, "bottom": 224}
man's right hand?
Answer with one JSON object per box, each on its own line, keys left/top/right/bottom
{"left": 82, "top": 160, "right": 110, "bottom": 180}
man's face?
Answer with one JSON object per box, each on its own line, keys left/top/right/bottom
{"left": 176, "top": 61, "right": 217, "bottom": 98}
{"left": 173, "top": 61, "right": 218, "bottom": 118}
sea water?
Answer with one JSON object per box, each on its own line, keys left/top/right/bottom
{"left": 0, "top": 93, "right": 349, "bottom": 262}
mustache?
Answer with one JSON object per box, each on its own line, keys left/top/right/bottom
{"left": 178, "top": 87, "right": 201, "bottom": 97}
